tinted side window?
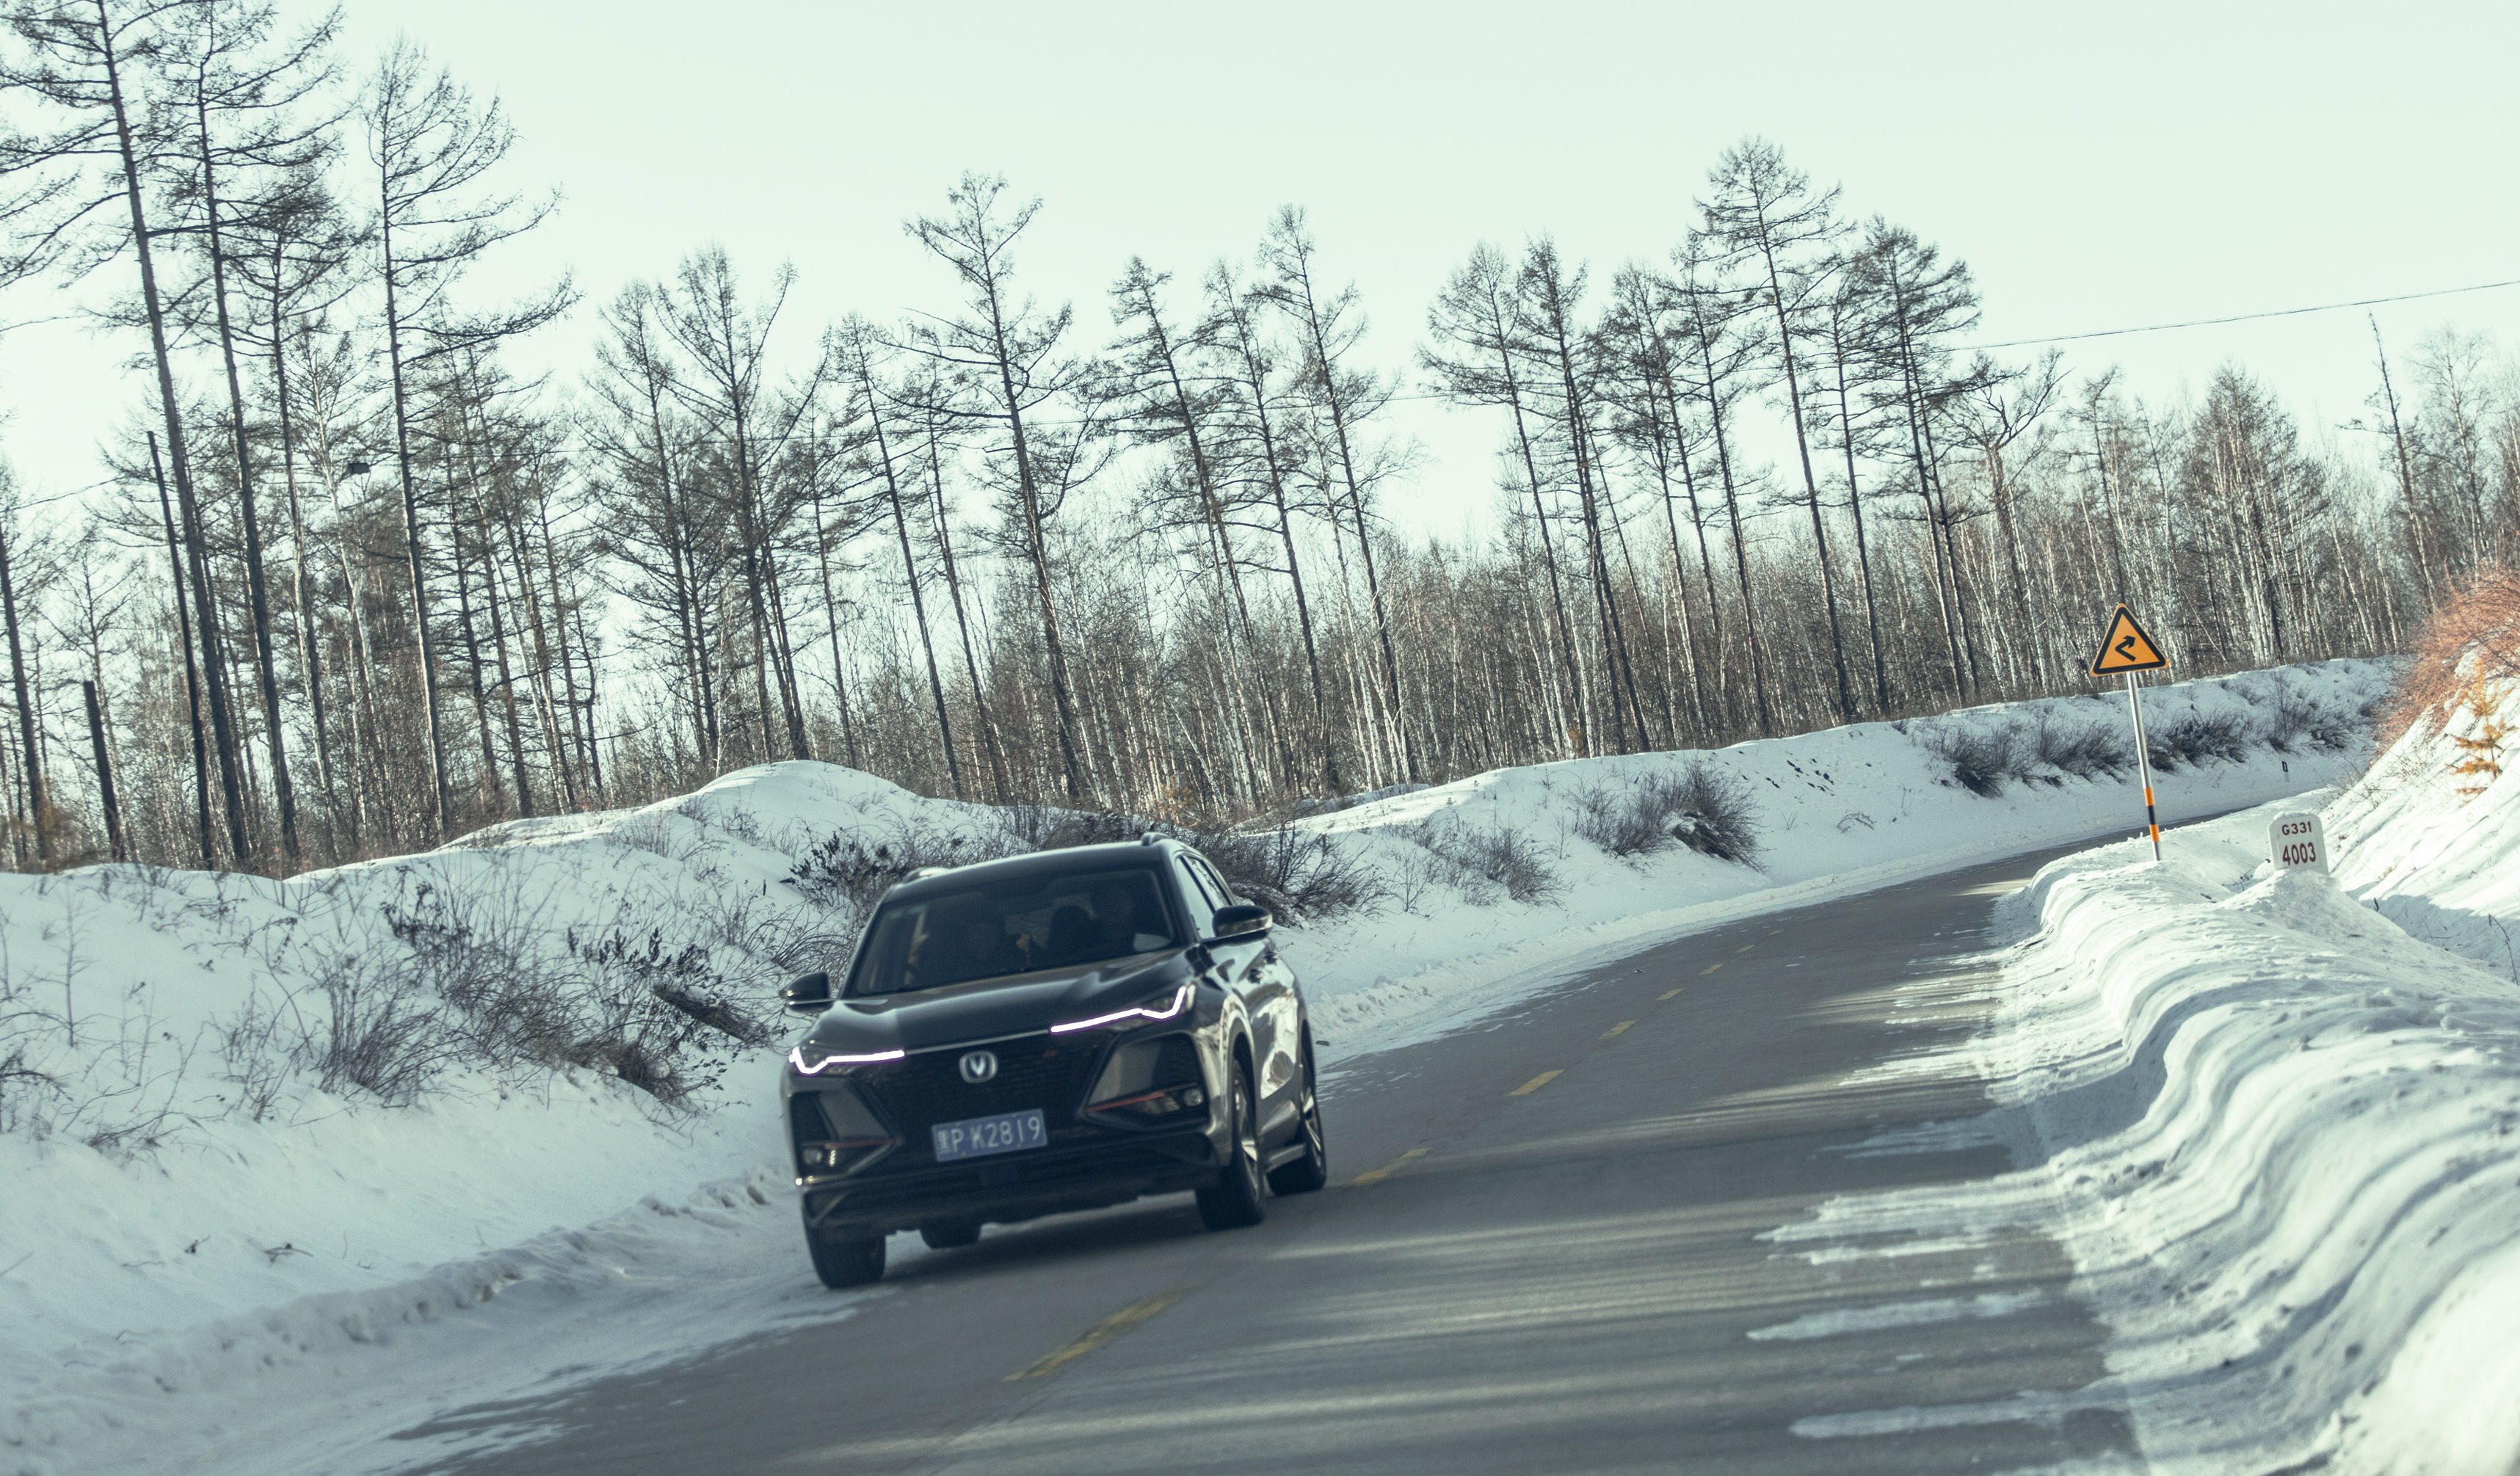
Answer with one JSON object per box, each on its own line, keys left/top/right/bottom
{"left": 1172, "top": 856, "right": 1219, "bottom": 939}
{"left": 1190, "top": 856, "right": 1238, "bottom": 907}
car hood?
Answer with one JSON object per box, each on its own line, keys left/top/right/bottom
{"left": 803, "top": 950, "right": 1194, "bottom": 1054}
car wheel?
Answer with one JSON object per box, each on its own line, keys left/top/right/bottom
{"left": 1268, "top": 1039, "right": 1329, "bottom": 1196}
{"left": 1195, "top": 1057, "right": 1268, "bottom": 1230}
{"left": 919, "top": 1220, "right": 981, "bottom": 1250}
{"left": 804, "top": 1211, "right": 886, "bottom": 1288}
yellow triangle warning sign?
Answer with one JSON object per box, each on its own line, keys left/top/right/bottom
{"left": 2090, "top": 604, "right": 2168, "bottom": 675}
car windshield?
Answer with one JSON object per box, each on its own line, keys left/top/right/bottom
{"left": 844, "top": 863, "right": 1182, "bottom": 997}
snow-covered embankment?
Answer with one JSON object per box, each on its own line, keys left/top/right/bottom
{"left": 1773, "top": 662, "right": 2520, "bottom": 1471}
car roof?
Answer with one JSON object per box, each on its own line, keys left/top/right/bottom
{"left": 884, "top": 839, "right": 1185, "bottom": 904}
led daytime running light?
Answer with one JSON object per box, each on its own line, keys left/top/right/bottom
{"left": 789, "top": 1045, "right": 906, "bottom": 1075}
{"left": 1051, "top": 982, "right": 1194, "bottom": 1035}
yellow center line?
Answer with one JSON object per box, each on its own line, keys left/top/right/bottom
{"left": 1601, "top": 1020, "right": 1635, "bottom": 1039}
{"left": 1351, "top": 1147, "right": 1428, "bottom": 1187}
{"left": 1735, "top": 943, "right": 1755, "bottom": 953}
{"left": 1699, "top": 962, "right": 1723, "bottom": 975}
{"left": 1657, "top": 987, "right": 1684, "bottom": 1000}
{"left": 1009, "top": 1285, "right": 1197, "bottom": 1380}
{"left": 1508, "top": 1069, "right": 1563, "bottom": 1097}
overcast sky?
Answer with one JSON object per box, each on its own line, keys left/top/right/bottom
{"left": 6, "top": 0, "right": 2516, "bottom": 538}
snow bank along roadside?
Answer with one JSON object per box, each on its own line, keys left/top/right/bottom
{"left": 0, "top": 658, "right": 2390, "bottom": 1472}
{"left": 1762, "top": 686, "right": 2520, "bottom": 1472}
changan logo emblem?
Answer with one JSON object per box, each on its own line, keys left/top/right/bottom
{"left": 959, "top": 1050, "right": 998, "bottom": 1084}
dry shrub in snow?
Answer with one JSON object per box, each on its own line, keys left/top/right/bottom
{"left": 1011, "top": 805, "right": 1141, "bottom": 851}
{"left": 2378, "top": 562, "right": 2520, "bottom": 749}
{"left": 2261, "top": 696, "right": 2356, "bottom": 753}
{"left": 1410, "top": 821, "right": 1563, "bottom": 905}
{"left": 2031, "top": 714, "right": 2131, "bottom": 778}
{"left": 2147, "top": 712, "right": 2253, "bottom": 770}
{"left": 1574, "top": 767, "right": 1762, "bottom": 866}
{"left": 214, "top": 995, "right": 294, "bottom": 1122}
{"left": 298, "top": 953, "right": 458, "bottom": 1108}
{"left": 1921, "top": 724, "right": 2023, "bottom": 796}
{"left": 782, "top": 825, "right": 1017, "bottom": 916}
{"left": 1666, "top": 766, "right": 1762, "bottom": 865}
{"left": 1194, "top": 826, "right": 1382, "bottom": 921}
{"left": 1933, "top": 699, "right": 2316, "bottom": 790}
{"left": 294, "top": 879, "right": 801, "bottom": 1110}
{"left": 0, "top": 1044, "right": 46, "bottom": 1126}
{"left": 1572, "top": 780, "right": 1675, "bottom": 857}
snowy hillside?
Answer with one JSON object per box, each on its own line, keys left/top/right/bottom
{"left": 1768, "top": 661, "right": 2520, "bottom": 1472}
{"left": 1, "top": 658, "right": 2392, "bottom": 1474}
{"left": 2328, "top": 668, "right": 2520, "bottom": 973}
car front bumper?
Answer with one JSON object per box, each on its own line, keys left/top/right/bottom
{"left": 799, "top": 1129, "right": 1221, "bottom": 1240}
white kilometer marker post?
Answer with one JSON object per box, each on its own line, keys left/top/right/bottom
{"left": 2269, "top": 811, "right": 2329, "bottom": 873}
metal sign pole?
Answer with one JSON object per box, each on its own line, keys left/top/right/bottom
{"left": 2125, "top": 669, "right": 2160, "bottom": 861}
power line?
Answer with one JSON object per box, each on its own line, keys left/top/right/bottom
{"left": 1961, "top": 275, "right": 2520, "bottom": 352}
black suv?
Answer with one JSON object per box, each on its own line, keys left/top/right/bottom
{"left": 779, "top": 837, "right": 1328, "bottom": 1287}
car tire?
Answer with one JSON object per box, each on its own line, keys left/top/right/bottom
{"left": 919, "top": 1220, "right": 981, "bottom": 1250}
{"left": 805, "top": 1215, "right": 887, "bottom": 1289}
{"left": 1268, "top": 1040, "right": 1329, "bottom": 1196}
{"left": 1195, "top": 1058, "right": 1268, "bottom": 1230}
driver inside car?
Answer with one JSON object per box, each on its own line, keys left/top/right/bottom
{"left": 1090, "top": 881, "right": 1169, "bottom": 954}
{"left": 954, "top": 909, "right": 1018, "bottom": 978}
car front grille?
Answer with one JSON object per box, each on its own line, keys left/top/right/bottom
{"left": 855, "top": 1035, "right": 1104, "bottom": 1158}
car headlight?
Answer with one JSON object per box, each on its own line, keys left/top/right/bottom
{"left": 1051, "top": 981, "right": 1195, "bottom": 1035}
{"left": 788, "top": 1043, "right": 906, "bottom": 1075}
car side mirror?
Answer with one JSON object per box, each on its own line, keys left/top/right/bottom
{"left": 1207, "top": 904, "right": 1272, "bottom": 943}
{"left": 782, "top": 971, "right": 833, "bottom": 1016}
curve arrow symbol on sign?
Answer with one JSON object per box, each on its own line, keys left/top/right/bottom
{"left": 2090, "top": 605, "right": 2168, "bottom": 675}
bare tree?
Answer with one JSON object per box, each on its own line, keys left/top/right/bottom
{"left": 1205, "top": 256, "right": 1337, "bottom": 789}
{"left": 1260, "top": 206, "right": 1417, "bottom": 784}
{"left": 1670, "top": 234, "right": 1775, "bottom": 735}
{"left": 150, "top": 0, "right": 341, "bottom": 865}
{"left": 654, "top": 245, "right": 819, "bottom": 763}
{"left": 1108, "top": 255, "right": 1288, "bottom": 797}
{"left": 363, "top": 37, "right": 571, "bottom": 839}
{"left": 230, "top": 167, "right": 360, "bottom": 821}
{"left": 0, "top": 470, "right": 48, "bottom": 861}
{"left": 1702, "top": 137, "right": 1854, "bottom": 722}
{"left": 832, "top": 315, "right": 961, "bottom": 793}
{"left": 1, "top": 0, "right": 254, "bottom": 859}
{"left": 1849, "top": 217, "right": 1984, "bottom": 699}
{"left": 899, "top": 173, "right": 1101, "bottom": 801}
{"left": 1952, "top": 348, "right": 2065, "bottom": 687}
{"left": 1423, "top": 241, "right": 1589, "bottom": 754}
{"left": 586, "top": 280, "right": 722, "bottom": 768}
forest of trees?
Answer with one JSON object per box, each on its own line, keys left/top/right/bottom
{"left": 1, "top": 0, "right": 2516, "bottom": 876}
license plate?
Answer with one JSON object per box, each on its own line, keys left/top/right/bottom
{"left": 932, "top": 1108, "right": 1048, "bottom": 1163}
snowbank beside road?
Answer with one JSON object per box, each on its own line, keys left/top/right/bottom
{"left": 1768, "top": 666, "right": 2520, "bottom": 1472}
{"left": 2328, "top": 672, "right": 2520, "bottom": 975}
{"left": 1999, "top": 815, "right": 2520, "bottom": 1473}
{"left": 0, "top": 658, "right": 2394, "bottom": 1474}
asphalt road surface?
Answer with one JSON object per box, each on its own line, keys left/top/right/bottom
{"left": 407, "top": 838, "right": 2138, "bottom": 1475}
